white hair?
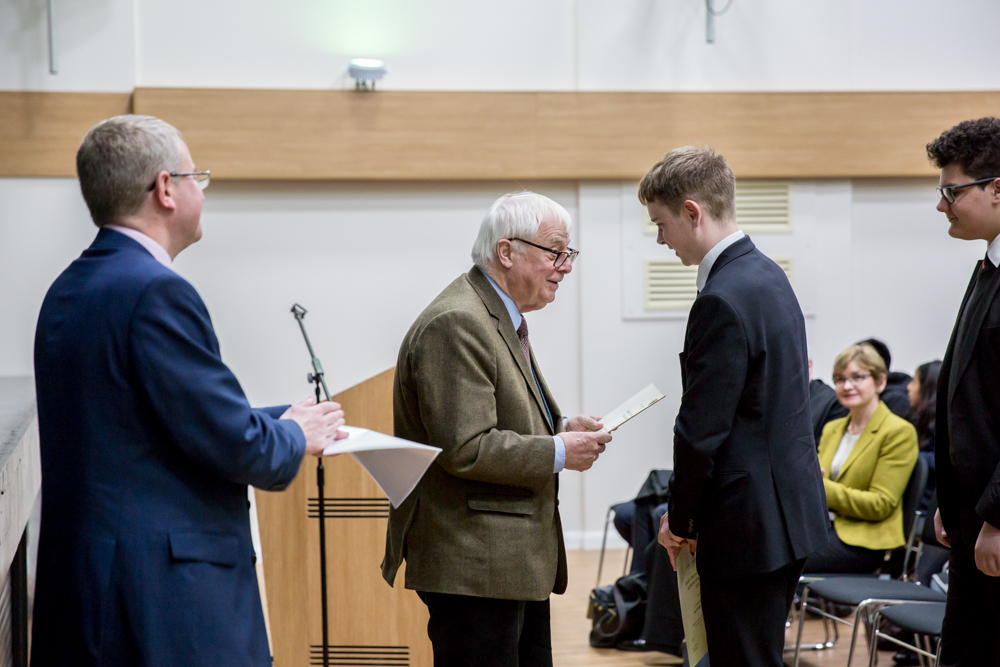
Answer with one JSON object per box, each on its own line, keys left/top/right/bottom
{"left": 471, "top": 192, "right": 573, "bottom": 269}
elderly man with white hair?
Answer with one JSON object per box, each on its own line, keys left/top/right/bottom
{"left": 382, "top": 191, "right": 611, "bottom": 666}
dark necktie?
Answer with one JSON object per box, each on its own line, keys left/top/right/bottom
{"left": 516, "top": 316, "right": 532, "bottom": 368}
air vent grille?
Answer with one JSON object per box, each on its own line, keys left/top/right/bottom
{"left": 643, "top": 259, "right": 698, "bottom": 311}
{"left": 735, "top": 181, "right": 792, "bottom": 233}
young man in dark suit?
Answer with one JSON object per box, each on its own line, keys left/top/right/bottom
{"left": 32, "top": 115, "right": 347, "bottom": 666}
{"left": 641, "top": 147, "right": 829, "bottom": 667}
{"left": 927, "top": 117, "right": 1000, "bottom": 665}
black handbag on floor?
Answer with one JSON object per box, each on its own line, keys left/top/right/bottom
{"left": 587, "top": 571, "right": 648, "bottom": 648}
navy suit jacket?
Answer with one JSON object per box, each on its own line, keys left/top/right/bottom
{"left": 32, "top": 228, "right": 306, "bottom": 666}
{"left": 668, "top": 236, "right": 829, "bottom": 579}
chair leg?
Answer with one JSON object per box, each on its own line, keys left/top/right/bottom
{"left": 596, "top": 507, "right": 613, "bottom": 586}
{"left": 845, "top": 603, "right": 871, "bottom": 667}
{"left": 933, "top": 635, "right": 942, "bottom": 667}
{"left": 867, "top": 609, "right": 882, "bottom": 667}
{"left": 622, "top": 544, "right": 632, "bottom": 577}
{"left": 793, "top": 585, "right": 810, "bottom": 667}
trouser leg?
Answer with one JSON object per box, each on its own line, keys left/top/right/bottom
{"left": 938, "top": 539, "right": 1000, "bottom": 666}
{"left": 699, "top": 558, "right": 806, "bottom": 667}
{"left": 418, "top": 591, "right": 523, "bottom": 667}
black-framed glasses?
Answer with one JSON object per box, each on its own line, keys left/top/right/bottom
{"left": 147, "top": 170, "right": 211, "bottom": 192}
{"left": 937, "top": 177, "right": 997, "bottom": 204}
{"left": 507, "top": 238, "right": 580, "bottom": 268}
{"left": 833, "top": 372, "right": 872, "bottom": 387}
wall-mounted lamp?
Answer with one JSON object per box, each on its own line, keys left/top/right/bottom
{"left": 348, "top": 59, "right": 387, "bottom": 91}
{"left": 706, "top": 0, "right": 733, "bottom": 44}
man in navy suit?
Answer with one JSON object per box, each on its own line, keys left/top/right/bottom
{"left": 32, "top": 115, "right": 347, "bottom": 666}
{"left": 641, "top": 147, "right": 828, "bottom": 667}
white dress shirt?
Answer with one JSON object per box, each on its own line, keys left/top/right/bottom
{"left": 987, "top": 233, "right": 1000, "bottom": 268}
{"left": 483, "top": 273, "right": 566, "bottom": 473}
{"left": 105, "top": 225, "right": 173, "bottom": 270}
{"left": 697, "top": 229, "right": 745, "bottom": 292}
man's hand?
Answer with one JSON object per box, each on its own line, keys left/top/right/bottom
{"left": 658, "top": 512, "right": 697, "bottom": 571}
{"left": 561, "top": 430, "right": 611, "bottom": 471}
{"left": 975, "top": 521, "right": 1000, "bottom": 577}
{"left": 565, "top": 414, "right": 604, "bottom": 433}
{"left": 281, "top": 397, "right": 348, "bottom": 457}
{"left": 934, "top": 508, "right": 952, "bottom": 548}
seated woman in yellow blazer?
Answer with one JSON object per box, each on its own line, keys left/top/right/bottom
{"left": 803, "top": 343, "right": 919, "bottom": 574}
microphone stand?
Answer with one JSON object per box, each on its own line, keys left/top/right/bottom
{"left": 291, "top": 303, "right": 332, "bottom": 667}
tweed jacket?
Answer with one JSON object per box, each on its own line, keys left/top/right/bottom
{"left": 819, "top": 401, "right": 918, "bottom": 551}
{"left": 382, "top": 266, "right": 567, "bottom": 601}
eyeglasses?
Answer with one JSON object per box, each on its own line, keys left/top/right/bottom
{"left": 833, "top": 373, "right": 872, "bottom": 387}
{"left": 147, "top": 170, "right": 211, "bottom": 192}
{"left": 506, "top": 238, "right": 579, "bottom": 269}
{"left": 936, "top": 177, "right": 997, "bottom": 204}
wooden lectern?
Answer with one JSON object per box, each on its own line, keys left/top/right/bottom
{"left": 256, "top": 369, "right": 432, "bottom": 667}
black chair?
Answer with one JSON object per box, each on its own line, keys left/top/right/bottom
{"left": 868, "top": 602, "right": 945, "bottom": 666}
{"left": 792, "top": 457, "right": 942, "bottom": 667}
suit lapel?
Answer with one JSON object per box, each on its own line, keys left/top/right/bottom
{"left": 466, "top": 267, "right": 554, "bottom": 435}
{"left": 837, "top": 402, "right": 890, "bottom": 479}
{"left": 944, "top": 262, "right": 979, "bottom": 404}
{"left": 950, "top": 262, "right": 1000, "bottom": 399}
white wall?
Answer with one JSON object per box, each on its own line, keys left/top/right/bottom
{"left": 1, "top": 176, "right": 984, "bottom": 546}
{"left": 5, "top": 0, "right": 1000, "bottom": 92}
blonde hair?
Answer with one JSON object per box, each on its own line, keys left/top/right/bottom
{"left": 832, "top": 344, "right": 887, "bottom": 385}
{"left": 637, "top": 146, "right": 736, "bottom": 222}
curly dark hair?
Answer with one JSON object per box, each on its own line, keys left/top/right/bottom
{"left": 926, "top": 117, "right": 1000, "bottom": 181}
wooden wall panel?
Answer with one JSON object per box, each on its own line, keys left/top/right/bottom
{"left": 133, "top": 88, "right": 1000, "bottom": 180}
{"left": 0, "top": 92, "right": 132, "bottom": 177}
{"left": 6, "top": 89, "right": 1000, "bottom": 180}
{"left": 257, "top": 368, "right": 432, "bottom": 667}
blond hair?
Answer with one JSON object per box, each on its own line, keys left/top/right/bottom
{"left": 832, "top": 344, "right": 887, "bottom": 385}
{"left": 637, "top": 146, "right": 736, "bottom": 222}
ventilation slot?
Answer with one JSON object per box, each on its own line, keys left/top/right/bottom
{"left": 774, "top": 257, "right": 794, "bottom": 286}
{"left": 644, "top": 259, "right": 698, "bottom": 311}
{"left": 735, "top": 181, "right": 792, "bottom": 233}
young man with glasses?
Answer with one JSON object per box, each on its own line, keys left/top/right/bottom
{"left": 383, "top": 191, "right": 610, "bottom": 667}
{"left": 927, "top": 117, "right": 1000, "bottom": 664}
{"left": 32, "top": 115, "right": 347, "bottom": 666}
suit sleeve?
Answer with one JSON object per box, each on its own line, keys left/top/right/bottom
{"left": 668, "top": 294, "right": 748, "bottom": 539}
{"left": 824, "top": 424, "right": 918, "bottom": 522}
{"left": 976, "top": 462, "right": 1000, "bottom": 528}
{"left": 935, "top": 362, "right": 962, "bottom": 535}
{"left": 130, "top": 275, "right": 306, "bottom": 490}
{"left": 409, "top": 310, "right": 554, "bottom": 491}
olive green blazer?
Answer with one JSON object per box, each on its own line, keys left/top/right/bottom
{"left": 818, "top": 401, "right": 918, "bottom": 551}
{"left": 381, "top": 266, "right": 567, "bottom": 601}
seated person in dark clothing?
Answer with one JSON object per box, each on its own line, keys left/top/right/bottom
{"left": 611, "top": 470, "right": 671, "bottom": 574}
{"left": 803, "top": 344, "right": 919, "bottom": 574}
{"left": 856, "top": 337, "right": 913, "bottom": 418}
{"left": 810, "top": 357, "right": 848, "bottom": 448}
{"left": 906, "top": 360, "right": 942, "bottom": 509}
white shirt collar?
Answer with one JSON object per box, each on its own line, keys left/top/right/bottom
{"left": 105, "top": 225, "right": 173, "bottom": 270}
{"left": 696, "top": 230, "right": 745, "bottom": 291}
{"left": 483, "top": 271, "right": 522, "bottom": 330}
{"left": 988, "top": 235, "right": 1000, "bottom": 268}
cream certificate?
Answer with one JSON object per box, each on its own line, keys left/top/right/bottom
{"left": 600, "top": 383, "right": 666, "bottom": 433}
{"left": 676, "top": 547, "right": 710, "bottom": 666}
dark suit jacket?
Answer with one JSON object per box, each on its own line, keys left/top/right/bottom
{"left": 810, "top": 379, "right": 848, "bottom": 448}
{"left": 936, "top": 260, "right": 1000, "bottom": 545}
{"left": 32, "top": 229, "right": 306, "bottom": 666}
{"left": 668, "top": 236, "right": 829, "bottom": 580}
{"left": 383, "top": 266, "right": 567, "bottom": 601}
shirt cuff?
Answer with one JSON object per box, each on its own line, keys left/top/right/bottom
{"left": 553, "top": 435, "right": 566, "bottom": 473}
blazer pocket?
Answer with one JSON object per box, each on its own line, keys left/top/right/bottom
{"left": 169, "top": 531, "right": 240, "bottom": 567}
{"left": 467, "top": 492, "right": 535, "bottom": 516}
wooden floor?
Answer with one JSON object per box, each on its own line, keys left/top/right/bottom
{"left": 553, "top": 550, "right": 901, "bottom": 667}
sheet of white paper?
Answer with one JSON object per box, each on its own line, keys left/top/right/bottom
{"left": 323, "top": 426, "right": 441, "bottom": 508}
{"left": 677, "top": 547, "right": 709, "bottom": 667}
{"left": 601, "top": 383, "right": 666, "bottom": 432}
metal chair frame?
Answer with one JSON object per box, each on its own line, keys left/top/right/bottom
{"left": 596, "top": 505, "right": 632, "bottom": 586}
{"left": 867, "top": 602, "right": 942, "bottom": 667}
